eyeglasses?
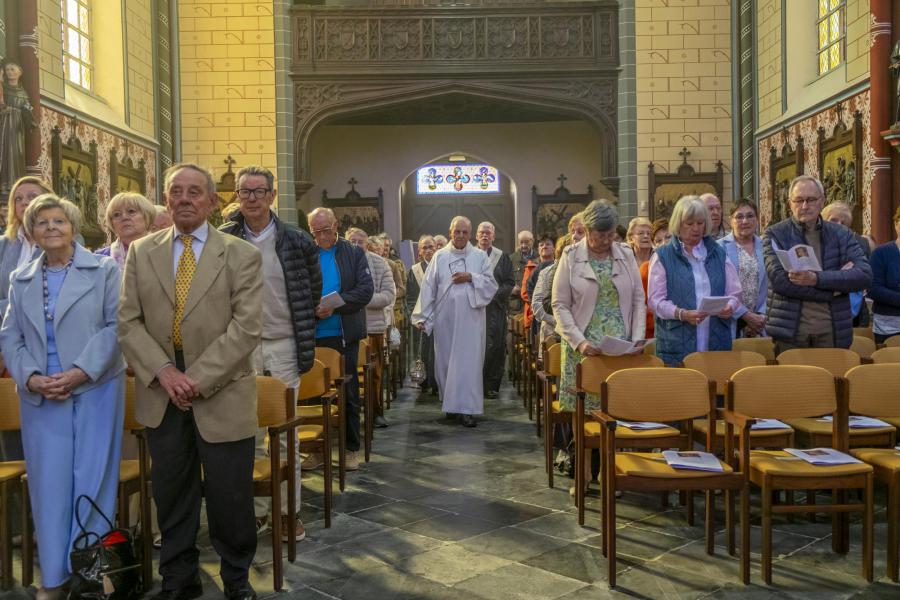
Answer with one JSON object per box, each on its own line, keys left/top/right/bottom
{"left": 236, "top": 188, "right": 271, "bottom": 200}
{"left": 790, "top": 196, "right": 821, "bottom": 206}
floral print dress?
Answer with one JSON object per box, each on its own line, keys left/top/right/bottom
{"left": 558, "top": 257, "right": 626, "bottom": 412}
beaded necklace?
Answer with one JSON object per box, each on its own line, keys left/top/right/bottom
{"left": 42, "top": 256, "right": 73, "bottom": 321}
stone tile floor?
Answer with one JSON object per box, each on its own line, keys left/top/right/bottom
{"left": 4, "top": 380, "right": 899, "bottom": 599}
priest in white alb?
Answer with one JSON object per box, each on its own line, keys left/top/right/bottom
{"left": 413, "top": 216, "right": 498, "bottom": 427}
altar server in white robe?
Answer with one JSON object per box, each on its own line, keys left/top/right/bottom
{"left": 413, "top": 216, "right": 498, "bottom": 427}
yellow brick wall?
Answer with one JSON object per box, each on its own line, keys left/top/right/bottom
{"left": 845, "top": 0, "right": 870, "bottom": 83}
{"left": 756, "top": 0, "right": 782, "bottom": 128}
{"left": 635, "top": 0, "right": 733, "bottom": 209}
{"left": 125, "top": 0, "right": 156, "bottom": 137}
{"left": 37, "top": 0, "right": 65, "bottom": 100}
{"left": 178, "top": 1, "right": 277, "bottom": 182}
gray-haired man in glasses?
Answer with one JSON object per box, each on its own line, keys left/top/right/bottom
{"left": 220, "top": 165, "right": 322, "bottom": 543}
{"left": 763, "top": 174, "right": 871, "bottom": 353}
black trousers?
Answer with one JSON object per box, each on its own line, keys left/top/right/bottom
{"left": 147, "top": 403, "right": 256, "bottom": 591}
{"left": 483, "top": 305, "right": 508, "bottom": 394}
{"left": 316, "top": 336, "right": 361, "bottom": 452}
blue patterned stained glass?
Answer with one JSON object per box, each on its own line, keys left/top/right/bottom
{"left": 416, "top": 164, "right": 500, "bottom": 194}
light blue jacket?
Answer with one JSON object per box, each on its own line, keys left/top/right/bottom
{"left": 0, "top": 244, "right": 125, "bottom": 406}
{"left": 718, "top": 233, "right": 767, "bottom": 326}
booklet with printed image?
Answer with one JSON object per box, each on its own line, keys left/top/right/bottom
{"left": 662, "top": 450, "right": 724, "bottom": 472}
{"left": 784, "top": 448, "right": 862, "bottom": 466}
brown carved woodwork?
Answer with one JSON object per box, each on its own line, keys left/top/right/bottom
{"left": 322, "top": 178, "right": 385, "bottom": 236}
{"left": 532, "top": 174, "right": 594, "bottom": 239}
{"left": 768, "top": 133, "right": 804, "bottom": 226}
{"left": 291, "top": 3, "right": 620, "bottom": 199}
{"left": 647, "top": 148, "right": 724, "bottom": 222}
{"left": 818, "top": 109, "right": 863, "bottom": 232}
{"left": 109, "top": 149, "right": 147, "bottom": 196}
{"left": 51, "top": 125, "right": 103, "bottom": 247}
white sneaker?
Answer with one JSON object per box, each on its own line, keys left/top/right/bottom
{"left": 346, "top": 450, "right": 360, "bottom": 471}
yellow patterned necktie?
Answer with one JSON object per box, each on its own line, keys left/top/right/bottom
{"left": 173, "top": 234, "right": 196, "bottom": 348}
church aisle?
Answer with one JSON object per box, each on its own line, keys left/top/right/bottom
{"left": 224, "top": 379, "right": 894, "bottom": 600}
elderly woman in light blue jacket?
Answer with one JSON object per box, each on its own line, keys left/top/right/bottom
{"left": 0, "top": 194, "right": 124, "bottom": 600}
{"left": 718, "top": 199, "right": 767, "bottom": 338}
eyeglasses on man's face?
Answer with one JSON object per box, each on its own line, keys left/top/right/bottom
{"left": 236, "top": 188, "right": 272, "bottom": 200}
{"left": 789, "top": 196, "right": 822, "bottom": 207}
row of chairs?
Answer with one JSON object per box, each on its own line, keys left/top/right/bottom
{"left": 535, "top": 346, "right": 900, "bottom": 586}
{"left": 0, "top": 342, "right": 381, "bottom": 592}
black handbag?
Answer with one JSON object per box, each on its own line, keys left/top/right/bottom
{"left": 68, "top": 494, "right": 142, "bottom": 600}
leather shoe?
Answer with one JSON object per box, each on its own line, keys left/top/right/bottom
{"left": 224, "top": 584, "right": 257, "bottom": 600}
{"left": 485, "top": 390, "right": 499, "bottom": 399}
{"left": 150, "top": 582, "right": 202, "bottom": 600}
{"left": 461, "top": 414, "right": 476, "bottom": 427}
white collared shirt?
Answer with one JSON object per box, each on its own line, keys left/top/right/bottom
{"left": 172, "top": 221, "right": 209, "bottom": 277}
{"left": 16, "top": 227, "right": 36, "bottom": 269}
{"left": 243, "top": 216, "right": 275, "bottom": 243}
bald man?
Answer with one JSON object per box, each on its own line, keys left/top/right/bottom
{"left": 413, "top": 216, "right": 498, "bottom": 426}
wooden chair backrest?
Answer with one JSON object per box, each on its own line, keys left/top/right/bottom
{"left": 729, "top": 365, "right": 836, "bottom": 418}
{"left": 577, "top": 354, "right": 664, "bottom": 395}
{"left": 871, "top": 347, "right": 900, "bottom": 364}
{"left": 776, "top": 347, "right": 860, "bottom": 377}
{"left": 544, "top": 343, "right": 561, "bottom": 377}
{"left": 357, "top": 339, "right": 369, "bottom": 365}
{"left": 885, "top": 334, "right": 900, "bottom": 348}
{"left": 642, "top": 339, "right": 656, "bottom": 356}
{"left": 845, "top": 364, "right": 900, "bottom": 418}
{"left": 256, "top": 375, "right": 294, "bottom": 427}
{"left": 604, "top": 368, "right": 710, "bottom": 422}
{"left": 124, "top": 377, "right": 141, "bottom": 431}
{"left": 298, "top": 360, "right": 330, "bottom": 402}
{"left": 683, "top": 351, "right": 766, "bottom": 395}
{"left": 731, "top": 337, "right": 776, "bottom": 361}
{"left": 0, "top": 379, "right": 19, "bottom": 431}
{"left": 315, "top": 347, "right": 345, "bottom": 381}
{"left": 849, "top": 336, "right": 876, "bottom": 360}
{"left": 853, "top": 326, "right": 874, "bottom": 341}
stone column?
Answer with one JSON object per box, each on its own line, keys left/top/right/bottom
{"left": 870, "top": 0, "right": 893, "bottom": 242}
{"left": 737, "top": 0, "right": 755, "bottom": 200}
{"left": 18, "top": 1, "right": 41, "bottom": 175}
{"left": 156, "top": 0, "right": 176, "bottom": 174}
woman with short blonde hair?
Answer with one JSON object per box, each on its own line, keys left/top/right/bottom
{"left": 626, "top": 216, "right": 653, "bottom": 264}
{"left": 96, "top": 192, "right": 156, "bottom": 270}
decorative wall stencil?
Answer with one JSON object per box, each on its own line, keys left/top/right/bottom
{"left": 38, "top": 105, "right": 158, "bottom": 246}
{"left": 757, "top": 90, "right": 871, "bottom": 232}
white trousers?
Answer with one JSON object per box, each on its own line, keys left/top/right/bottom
{"left": 252, "top": 337, "right": 301, "bottom": 516}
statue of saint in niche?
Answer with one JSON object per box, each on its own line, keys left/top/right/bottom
{"left": 0, "top": 61, "right": 34, "bottom": 195}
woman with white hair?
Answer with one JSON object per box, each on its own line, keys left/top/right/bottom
{"left": 648, "top": 195, "right": 742, "bottom": 365}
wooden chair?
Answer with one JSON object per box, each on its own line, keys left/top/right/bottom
{"left": 850, "top": 335, "right": 877, "bottom": 361}
{"left": 297, "top": 360, "right": 335, "bottom": 528}
{"left": 642, "top": 339, "right": 656, "bottom": 357}
{"left": 357, "top": 339, "right": 374, "bottom": 463}
{"left": 684, "top": 351, "right": 791, "bottom": 449}
{"left": 575, "top": 354, "right": 671, "bottom": 526}
{"left": 537, "top": 343, "right": 566, "bottom": 488}
{"left": 118, "top": 378, "right": 153, "bottom": 588}
{"left": 884, "top": 334, "right": 900, "bottom": 347}
{"left": 594, "top": 367, "right": 750, "bottom": 588}
{"left": 776, "top": 349, "right": 890, "bottom": 448}
{"left": 254, "top": 376, "right": 304, "bottom": 591}
{"left": 846, "top": 363, "right": 900, "bottom": 581}
{"left": 731, "top": 337, "right": 776, "bottom": 363}
{"left": 525, "top": 327, "right": 540, "bottom": 421}
{"left": 727, "top": 365, "right": 874, "bottom": 584}
{"left": 872, "top": 347, "right": 900, "bottom": 364}
{"left": 313, "top": 347, "right": 349, "bottom": 490}
{"left": 853, "top": 326, "right": 875, "bottom": 341}
{"left": 0, "top": 379, "right": 24, "bottom": 590}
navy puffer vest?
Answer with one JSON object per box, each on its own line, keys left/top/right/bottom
{"left": 654, "top": 236, "right": 732, "bottom": 365}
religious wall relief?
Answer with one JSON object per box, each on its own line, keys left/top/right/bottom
{"left": 532, "top": 175, "right": 593, "bottom": 239}
{"left": 50, "top": 126, "right": 103, "bottom": 246}
{"left": 322, "top": 178, "right": 384, "bottom": 236}
{"left": 647, "top": 148, "right": 724, "bottom": 221}
{"left": 769, "top": 131, "right": 803, "bottom": 227}
{"left": 817, "top": 108, "right": 862, "bottom": 231}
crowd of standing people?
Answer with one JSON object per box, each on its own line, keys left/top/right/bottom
{"left": 0, "top": 164, "right": 898, "bottom": 600}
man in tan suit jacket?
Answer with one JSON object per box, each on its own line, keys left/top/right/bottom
{"left": 119, "top": 163, "right": 262, "bottom": 600}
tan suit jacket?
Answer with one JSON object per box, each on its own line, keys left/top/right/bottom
{"left": 118, "top": 226, "right": 263, "bottom": 443}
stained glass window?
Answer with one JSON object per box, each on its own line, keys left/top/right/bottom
{"left": 817, "top": 0, "right": 845, "bottom": 76}
{"left": 416, "top": 164, "right": 500, "bottom": 195}
{"left": 62, "top": 0, "right": 93, "bottom": 90}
